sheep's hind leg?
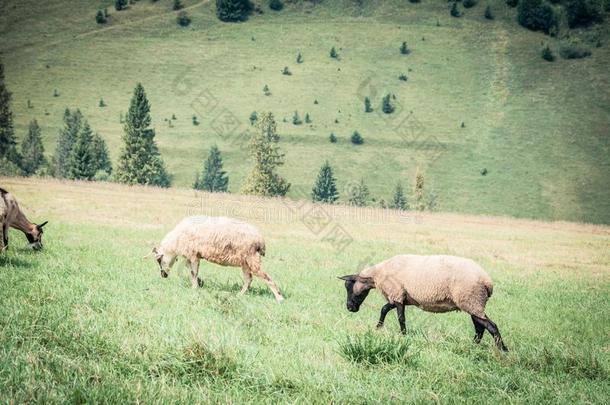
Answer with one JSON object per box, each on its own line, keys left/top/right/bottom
{"left": 246, "top": 256, "right": 284, "bottom": 301}
{"left": 188, "top": 259, "right": 202, "bottom": 289}
{"left": 473, "top": 315, "right": 508, "bottom": 352}
{"left": 471, "top": 315, "right": 486, "bottom": 343}
{"left": 239, "top": 267, "right": 253, "bottom": 295}
{"left": 376, "top": 303, "right": 396, "bottom": 329}
{"left": 396, "top": 303, "right": 407, "bottom": 335}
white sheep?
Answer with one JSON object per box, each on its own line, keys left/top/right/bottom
{"left": 339, "top": 254, "right": 508, "bottom": 351}
{"left": 153, "top": 216, "right": 284, "bottom": 301}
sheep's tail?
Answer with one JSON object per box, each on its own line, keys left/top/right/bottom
{"left": 484, "top": 278, "right": 494, "bottom": 298}
{"left": 256, "top": 240, "right": 266, "bottom": 257}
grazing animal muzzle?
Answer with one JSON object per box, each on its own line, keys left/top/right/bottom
{"left": 339, "top": 275, "right": 373, "bottom": 313}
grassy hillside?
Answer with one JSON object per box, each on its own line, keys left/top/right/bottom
{"left": 1, "top": 0, "right": 609, "bottom": 224}
{"left": 1, "top": 176, "right": 609, "bottom": 402}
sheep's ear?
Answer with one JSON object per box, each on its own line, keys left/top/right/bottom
{"left": 37, "top": 221, "right": 48, "bottom": 229}
{"left": 338, "top": 275, "right": 354, "bottom": 281}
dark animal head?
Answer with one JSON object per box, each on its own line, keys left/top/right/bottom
{"left": 339, "top": 274, "right": 375, "bottom": 312}
{"left": 26, "top": 221, "right": 48, "bottom": 251}
{"left": 151, "top": 247, "right": 175, "bottom": 278}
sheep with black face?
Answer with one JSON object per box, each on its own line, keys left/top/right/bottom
{"left": 340, "top": 254, "right": 508, "bottom": 351}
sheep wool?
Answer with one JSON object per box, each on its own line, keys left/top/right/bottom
{"left": 156, "top": 216, "right": 284, "bottom": 301}
{"left": 360, "top": 255, "right": 493, "bottom": 318}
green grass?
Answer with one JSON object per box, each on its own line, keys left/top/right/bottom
{"left": 0, "top": 177, "right": 609, "bottom": 402}
{"left": 0, "top": 0, "right": 608, "bottom": 224}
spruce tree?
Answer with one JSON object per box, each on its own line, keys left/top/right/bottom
{"left": 91, "top": 133, "right": 112, "bottom": 174}
{"left": 311, "top": 161, "right": 338, "bottom": 203}
{"left": 450, "top": 2, "right": 461, "bottom": 17}
{"left": 351, "top": 130, "right": 364, "bottom": 145}
{"left": 330, "top": 47, "right": 338, "bottom": 59}
{"left": 391, "top": 182, "right": 408, "bottom": 210}
{"left": 53, "top": 109, "right": 83, "bottom": 178}
{"left": 115, "top": 0, "right": 127, "bottom": 11}
{"left": 364, "top": 97, "right": 373, "bottom": 113}
{"left": 249, "top": 111, "right": 258, "bottom": 125}
{"left": 241, "top": 112, "right": 290, "bottom": 196}
{"left": 400, "top": 41, "right": 410, "bottom": 55}
{"left": 296, "top": 52, "right": 303, "bottom": 63}
{"left": 216, "top": 0, "right": 253, "bottom": 22}
{"left": 382, "top": 94, "right": 395, "bottom": 114}
{"left": 0, "top": 62, "right": 20, "bottom": 167}
{"left": 194, "top": 145, "right": 229, "bottom": 192}
{"left": 347, "top": 179, "right": 370, "bottom": 206}
{"left": 115, "top": 83, "right": 171, "bottom": 187}
{"left": 21, "top": 119, "right": 45, "bottom": 176}
{"left": 329, "top": 133, "right": 337, "bottom": 143}
{"left": 292, "top": 111, "right": 302, "bottom": 125}
{"left": 96, "top": 10, "right": 107, "bottom": 24}
{"left": 69, "top": 121, "right": 96, "bottom": 180}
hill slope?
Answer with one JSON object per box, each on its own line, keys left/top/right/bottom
{"left": 1, "top": 176, "right": 609, "bottom": 402}
{"left": 1, "top": 0, "right": 609, "bottom": 223}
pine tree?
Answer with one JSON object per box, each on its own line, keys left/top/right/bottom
{"left": 382, "top": 94, "right": 395, "bottom": 114}
{"left": 296, "top": 52, "right": 303, "bottom": 63}
{"left": 216, "top": 0, "right": 253, "bottom": 22}
{"left": 347, "top": 179, "right": 370, "bottom": 206}
{"left": 115, "top": 83, "right": 171, "bottom": 187}
{"left": 115, "top": 0, "right": 127, "bottom": 11}
{"left": 329, "top": 133, "right": 337, "bottom": 143}
{"left": 173, "top": 0, "right": 183, "bottom": 11}
{"left": 91, "top": 133, "right": 112, "bottom": 174}
{"left": 0, "top": 62, "right": 20, "bottom": 167}
{"left": 330, "top": 47, "right": 338, "bottom": 59}
{"left": 53, "top": 109, "right": 83, "bottom": 178}
{"left": 450, "top": 2, "right": 461, "bottom": 17}
{"left": 241, "top": 112, "right": 290, "bottom": 196}
{"left": 391, "top": 183, "right": 409, "bottom": 210}
{"left": 351, "top": 130, "right": 364, "bottom": 145}
{"left": 311, "top": 161, "right": 338, "bottom": 203}
{"left": 263, "top": 84, "right": 271, "bottom": 96}
{"left": 96, "top": 10, "right": 107, "bottom": 24}
{"left": 249, "top": 111, "right": 258, "bottom": 125}
{"left": 305, "top": 113, "right": 311, "bottom": 123}
{"left": 400, "top": 41, "right": 410, "bottom": 55}
{"left": 414, "top": 168, "right": 425, "bottom": 211}
{"left": 292, "top": 111, "right": 302, "bottom": 125}
{"left": 69, "top": 121, "right": 96, "bottom": 180}
{"left": 364, "top": 97, "right": 373, "bottom": 113}
{"left": 269, "top": 0, "right": 284, "bottom": 11}
{"left": 21, "top": 119, "right": 45, "bottom": 176}
{"left": 194, "top": 145, "right": 229, "bottom": 192}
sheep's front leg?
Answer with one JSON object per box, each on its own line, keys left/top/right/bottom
{"left": 376, "top": 303, "right": 396, "bottom": 329}
{"left": 188, "top": 259, "right": 202, "bottom": 289}
{"left": 396, "top": 303, "right": 407, "bottom": 335}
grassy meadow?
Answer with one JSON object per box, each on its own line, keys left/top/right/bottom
{"left": 1, "top": 0, "right": 609, "bottom": 223}
{"left": 0, "top": 177, "right": 609, "bottom": 403}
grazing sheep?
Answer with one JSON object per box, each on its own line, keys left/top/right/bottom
{"left": 339, "top": 254, "right": 508, "bottom": 351}
{"left": 0, "top": 187, "right": 48, "bottom": 251}
{"left": 153, "top": 216, "right": 284, "bottom": 301}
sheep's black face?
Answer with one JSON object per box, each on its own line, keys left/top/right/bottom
{"left": 339, "top": 275, "right": 374, "bottom": 313}
{"left": 156, "top": 255, "right": 168, "bottom": 278}
{"left": 26, "top": 221, "right": 48, "bottom": 251}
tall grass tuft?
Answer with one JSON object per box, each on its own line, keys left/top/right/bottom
{"left": 181, "top": 341, "right": 239, "bottom": 379}
{"left": 339, "top": 330, "right": 418, "bottom": 366}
